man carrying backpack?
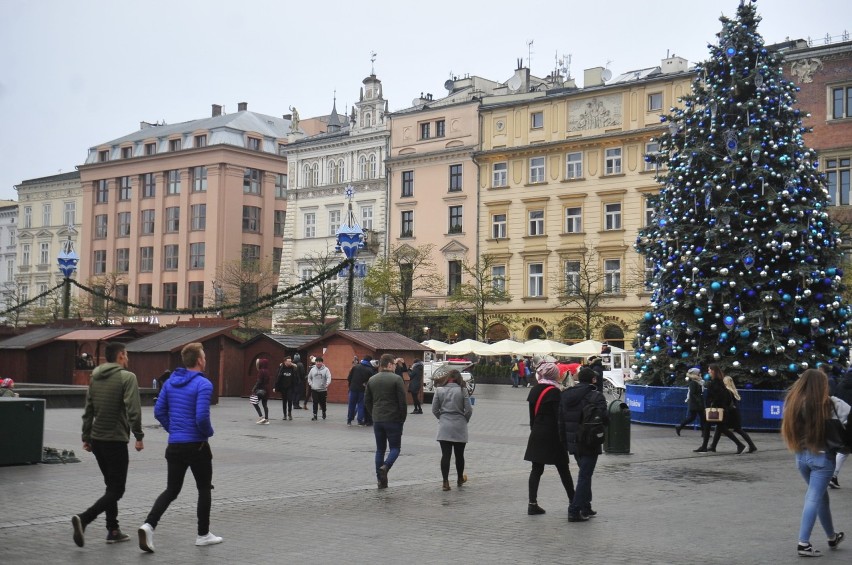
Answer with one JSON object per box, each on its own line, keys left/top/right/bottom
{"left": 558, "top": 367, "right": 608, "bottom": 522}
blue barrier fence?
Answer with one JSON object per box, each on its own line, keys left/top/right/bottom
{"left": 625, "top": 384, "right": 786, "bottom": 432}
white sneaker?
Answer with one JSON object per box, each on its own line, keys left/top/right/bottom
{"left": 256, "top": 418, "right": 265, "bottom": 424}
{"left": 195, "top": 532, "right": 223, "bottom": 546}
{"left": 138, "top": 523, "right": 154, "bottom": 553}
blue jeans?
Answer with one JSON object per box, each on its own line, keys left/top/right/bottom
{"left": 796, "top": 450, "right": 837, "bottom": 544}
{"left": 347, "top": 390, "right": 365, "bottom": 423}
{"left": 373, "top": 421, "right": 403, "bottom": 476}
{"left": 568, "top": 453, "right": 598, "bottom": 516}
{"left": 511, "top": 373, "right": 519, "bottom": 387}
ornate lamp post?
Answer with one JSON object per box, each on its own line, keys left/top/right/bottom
{"left": 335, "top": 185, "right": 365, "bottom": 329}
{"left": 57, "top": 234, "right": 79, "bottom": 319}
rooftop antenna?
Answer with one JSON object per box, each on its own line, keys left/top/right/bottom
{"left": 370, "top": 51, "right": 377, "bottom": 75}
{"left": 526, "top": 39, "right": 534, "bottom": 68}
{"left": 559, "top": 53, "right": 572, "bottom": 80}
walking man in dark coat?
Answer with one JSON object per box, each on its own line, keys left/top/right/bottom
{"left": 274, "top": 356, "right": 298, "bottom": 420}
{"left": 365, "top": 354, "right": 407, "bottom": 488}
{"left": 408, "top": 359, "right": 424, "bottom": 414}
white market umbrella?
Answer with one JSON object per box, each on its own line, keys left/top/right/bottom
{"left": 443, "top": 338, "right": 488, "bottom": 356}
{"left": 517, "top": 339, "right": 575, "bottom": 356}
{"left": 421, "top": 339, "right": 450, "bottom": 353}
{"left": 473, "top": 339, "right": 523, "bottom": 356}
{"left": 562, "top": 339, "right": 625, "bottom": 357}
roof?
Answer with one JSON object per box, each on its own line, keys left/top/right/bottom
{"left": 17, "top": 171, "right": 81, "bottom": 186}
{"left": 301, "top": 330, "right": 432, "bottom": 352}
{"left": 125, "top": 326, "right": 241, "bottom": 353}
{"left": 240, "top": 333, "right": 321, "bottom": 349}
{"left": 55, "top": 328, "right": 129, "bottom": 341}
{"left": 0, "top": 327, "right": 73, "bottom": 350}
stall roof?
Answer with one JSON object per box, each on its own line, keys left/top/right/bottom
{"left": 56, "top": 328, "right": 129, "bottom": 341}
{"left": 240, "top": 333, "right": 321, "bottom": 349}
{"left": 302, "top": 330, "right": 432, "bottom": 352}
{"left": 125, "top": 326, "right": 241, "bottom": 353}
{"left": 0, "top": 327, "right": 73, "bottom": 350}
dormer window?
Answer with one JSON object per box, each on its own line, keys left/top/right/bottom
{"left": 121, "top": 147, "right": 133, "bottom": 159}
{"left": 247, "top": 137, "right": 261, "bottom": 151}
{"left": 169, "top": 139, "right": 181, "bottom": 152}
{"left": 99, "top": 150, "right": 109, "bottom": 162}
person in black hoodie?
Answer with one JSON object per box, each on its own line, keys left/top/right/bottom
{"left": 273, "top": 357, "right": 298, "bottom": 421}
{"left": 559, "top": 367, "right": 608, "bottom": 522}
{"left": 347, "top": 356, "right": 375, "bottom": 425}
{"left": 830, "top": 369, "right": 852, "bottom": 488}
{"left": 292, "top": 354, "right": 307, "bottom": 410}
{"left": 408, "top": 360, "right": 424, "bottom": 414}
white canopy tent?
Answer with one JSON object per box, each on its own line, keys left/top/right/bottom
{"left": 516, "top": 339, "right": 576, "bottom": 356}
{"left": 421, "top": 339, "right": 450, "bottom": 353}
{"left": 562, "top": 339, "right": 625, "bottom": 357}
{"left": 473, "top": 339, "right": 524, "bottom": 356}
{"left": 442, "top": 338, "right": 488, "bottom": 356}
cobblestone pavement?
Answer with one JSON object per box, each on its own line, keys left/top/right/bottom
{"left": 1, "top": 384, "right": 850, "bottom": 564}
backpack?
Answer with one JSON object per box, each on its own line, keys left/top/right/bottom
{"left": 579, "top": 391, "right": 606, "bottom": 447}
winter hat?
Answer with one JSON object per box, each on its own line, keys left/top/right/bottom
{"left": 1, "top": 378, "right": 13, "bottom": 388}
{"left": 293, "top": 353, "right": 301, "bottom": 362}
{"left": 687, "top": 367, "right": 700, "bottom": 376}
{"left": 536, "top": 362, "right": 561, "bottom": 385}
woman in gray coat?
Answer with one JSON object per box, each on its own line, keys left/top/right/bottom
{"left": 432, "top": 369, "right": 473, "bottom": 491}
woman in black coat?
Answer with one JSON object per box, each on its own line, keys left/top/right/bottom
{"left": 675, "top": 367, "right": 706, "bottom": 437}
{"left": 252, "top": 358, "right": 271, "bottom": 424}
{"left": 523, "top": 362, "right": 574, "bottom": 515}
{"left": 697, "top": 364, "right": 745, "bottom": 453}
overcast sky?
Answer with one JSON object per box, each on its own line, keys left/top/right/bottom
{"left": 0, "top": 0, "right": 849, "bottom": 201}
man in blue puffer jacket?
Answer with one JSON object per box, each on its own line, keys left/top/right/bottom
{"left": 137, "top": 343, "right": 222, "bottom": 553}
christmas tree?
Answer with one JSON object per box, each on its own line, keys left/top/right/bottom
{"left": 634, "top": 0, "right": 851, "bottom": 388}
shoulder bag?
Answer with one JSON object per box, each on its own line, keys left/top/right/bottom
{"left": 705, "top": 407, "right": 725, "bottom": 423}
{"left": 534, "top": 386, "right": 556, "bottom": 416}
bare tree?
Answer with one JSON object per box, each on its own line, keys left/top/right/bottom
{"left": 279, "top": 248, "right": 342, "bottom": 335}
{"left": 1, "top": 281, "right": 31, "bottom": 327}
{"left": 447, "top": 254, "right": 512, "bottom": 340}
{"left": 363, "top": 243, "right": 442, "bottom": 337}
{"left": 216, "top": 256, "right": 279, "bottom": 329}
{"left": 82, "top": 272, "right": 129, "bottom": 326}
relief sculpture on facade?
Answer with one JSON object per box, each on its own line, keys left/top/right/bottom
{"left": 568, "top": 95, "right": 623, "bottom": 132}
{"left": 789, "top": 58, "right": 823, "bottom": 83}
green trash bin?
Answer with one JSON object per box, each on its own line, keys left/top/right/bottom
{"left": 604, "top": 399, "right": 630, "bottom": 454}
{"left": 0, "top": 397, "right": 45, "bottom": 465}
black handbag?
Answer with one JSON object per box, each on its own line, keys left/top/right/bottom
{"left": 826, "top": 404, "right": 852, "bottom": 453}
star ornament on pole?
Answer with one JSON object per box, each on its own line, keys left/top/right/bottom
{"left": 57, "top": 234, "right": 79, "bottom": 279}
{"left": 335, "top": 185, "right": 366, "bottom": 259}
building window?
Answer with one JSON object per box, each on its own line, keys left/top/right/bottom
{"left": 139, "top": 247, "right": 154, "bottom": 272}
{"left": 644, "top": 257, "right": 655, "bottom": 290}
{"left": 360, "top": 205, "right": 373, "bottom": 230}
{"left": 448, "top": 205, "right": 463, "bottom": 234}
{"left": 363, "top": 113, "right": 372, "bottom": 128}
{"left": 328, "top": 209, "right": 341, "bottom": 236}
{"left": 275, "top": 210, "right": 286, "bottom": 236}
{"left": 605, "top": 148, "right": 622, "bottom": 175}
{"left": 565, "top": 207, "right": 582, "bottom": 233}
{"left": 194, "top": 134, "right": 207, "bottom": 148}
{"left": 827, "top": 157, "right": 851, "bottom": 206}
{"left": 116, "top": 248, "right": 130, "bottom": 273}
{"left": 22, "top": 243, "right": 30, "bottom": 266}
{"left": 528, "top": 209, "right": 544, "bottom": 236}
{"left": 448, "top": 260, "right": 462, "bottom": 295}
{"left": 64, "top": 201, "right": 76, "bottom": 226}
{"left": 189, "top": 242, "right": 205, "bottom": 269}
{"left": 493, "top": 162, "right": 507, "bottom": 187}
{"left": 8, "top": 230, "right": 14, "bottom": 246}
{"left": 564, "top": 260, "right": 580, "bottom": 295}
{"left": 831, "top": 86, "right": 852, "bottom": 120}
{"left": 604, "top": 203, "right": 622, "bottom": 230}
{"left": 138, "top": 283, "right": 153, "bottom": 307}
{"left": 566, "top": 152, "right": 583, "bottom": 179}
{"left": 644, "top": 195, "right": 658, "bottom": 226}
{"left": 191, "top": 204, "right": 206, "bottom": 231}
{"left": 42, "top": 203, "right": 51, "bottom": 227}
{"left": 166, "top": 170, "right": 181, "bottom": 194}
{"left": 165, "top": 207, "right": 180, "bottom": 233}
{"left": 420, "top": 122, "right": 431, "bottom": 140}
{"left": 162, "top": 283, "right": 178, "bottom": 310}
{"left": 93, "top": 250, "right": 107, "bottom": 274}
{"left": 6, "top": 259, "right": 14, "bottom": 280}
{"left": 95, "top": 214, "right": 108, "bottom": 239}
{"left": 275, "top": 173, "right": 287, "bottom": 198}
{"left": 145, "top": 142, "right": 156, "bottom": 155}
{"left": 304, "top": 212, "right": 316, "bottom": 238}
{"left": 604, "top": 259, "right": 621, "bottom": 294}
{"left": 644, "top": 141, "right": 660, "bottom": 171}
{"left": 164, "top": 244, "right": 179, "bottom": 270}
{"left": 358, "top": 156, "right": 367, "bottom": 180}
{"left": 242, "top": 206, "right": 261, "bottom": 232}
{"left": 23, "top": 206, "right": 32, "bottom": 228}
{"left": 188, "top": 281, "right": 205, "bottom": 309}
{"left": 244, "top": 168, "right": 261, "bottom": 194}
{"left": 192, "top": 166, "right": 207, "bottom": 192}
{"left": 648, "top": 92, "right": 663, "bottom": 111}
{"left": 327, "top": 161, "right": 337, "bottom": 185}
{"left": 273, "top": 247, "right": 282, "bottom": 276}
{"left": 20, "top": 285, "right": 28, "bottom": 302}
{"left": 117, "top": 211, "right": 131, "bottom": 237}
{"left": 242, "top": 244, "right": 261, "bottom": 266}
{"left": 449, "top": 164, "right": 463, "bottom": 192}
{"left": 114, "top": 284, "right": 128, "bottom": 313}
{"left": 142, "top": 173, "right": 156, "bottom": 198}
{"left": 401, "top": 210, "right": 414, "bottom": 238}
{"left": 492, "top": 265, "right": 506, "bottom": 292}
{"left": 436, "top": 120, "right": 446, "bottom": 137}
{"left": 492, "top": 213, "right": 507, "bottom": 239}
{"left": 121, "top": 146, "right": 133, "bottom": 159}
{"left": 96, "top": 180, "right": 108, "bottom": 203}
{"left": 303, "top": 164, "right": 313, "bottom": 187}
{"left": 140, "top": 209, "right": 155, "bottom": 235}
{"left": 337, "top": 160, "right": 346, "bottom": 183}
{"left": 169, "top": 139, "right": 181, "bottom": 152}
{"left": 118, "top": 176, "right": 131, "bottom": 200}
{"left": 529, "top": 157, "right": 545, "bottom": 183}
{"left": 99, "top": 150, "right": 109, "bottom": 162}
{"left": 39, "top": 242, "right": 50, "bottom": 265}
{"left": 402, "top": 170, "right": 414, "bottom": 197}
{"left": 369, "top": 154, "right": 377, "bottom": 179}
{"left": 247, "top": 137, "right": 261, "bottom": 151}
{"left": 38, "top": 283, "right": 49, "bottom": 307}
{"left": 531, "top": 111, "right": 544, "bottom": 129}
{"left": 528, "top": 262, "right": 544, "bottom": 297}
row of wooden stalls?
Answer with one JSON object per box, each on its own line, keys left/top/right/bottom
{"left": 0, "top": 323, "right": 432, "bottom": 404}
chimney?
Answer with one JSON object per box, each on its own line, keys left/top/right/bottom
{"left": 238, "top": 102, "right": 248, "bottom": 111}
{"left": 584, "top": 67, "right": 606, "bottom": 87}
{"left": 661, "top": 56, "right": 688, "bottom": 75}
{"left": 212, "top": 104, "right": 222, "bottom": 117}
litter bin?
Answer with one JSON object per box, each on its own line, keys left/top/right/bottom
{"left": 0, "top": 397, "right": 45, "bottom": 465}
{"left": 604, "top": 399, "right": 630, "bottom": 454}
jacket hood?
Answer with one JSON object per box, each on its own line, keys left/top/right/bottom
{"left": 91, "top": 363, "right": 124, "bottom": 381}
{"left": 562, "top": 382, "right": 595, "bottom": 407}
{"left": 168, "top": 367, "right": 204, "bottom": 388}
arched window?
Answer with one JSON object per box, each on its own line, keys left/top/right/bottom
{"left": 327, "top": 162, "right": 335, "bottom": 184}
{"left": 486, "top": 323, "right": 510, "bottom": 342}
{"left": 561, "top": 323, "right": 585, "bottom": 342}
{"left": 526, "top": 325, "right": 546, "bottom": 340}
{"left": 303, "top": 164, "right": 312, "bottom": 187}
{"left": 311, "top": 164, "right": 319, "bottom": 187}
{"left": 602, "top": 325, "right": 625, "bottom": 350}
{"left": 359, "top": 155, "right": 367, "bottom": 179}
{"left": 364, "top": 112, "right": 372, "bottom": 127}
{"left": 338, "top": 159, "right": 346, "bottom": 182}
{"left": 369, "top": 154, "right": 377, "bottom": 179}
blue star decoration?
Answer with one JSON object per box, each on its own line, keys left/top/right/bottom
{"left": 344, "top": 185, "right": 355, "bottom": 199}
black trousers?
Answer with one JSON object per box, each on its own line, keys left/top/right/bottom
{"left": 439, "top": 440, "right": 466, "bottom": 481}
{"left": 253, "top": 396, "right": 269, "bottom": 419}
{"left": 409, "top": 390, "right": 421, "bottom": 410}
{"left": 312, "top": 390, "right": 328, "bottom": 415}
{"left": 145, "top": 442, "right": 213, "bottom": 536}
{"left": 79, "top": 440, "right": 129, "bottom": 531}
{"left": 529, "top": 460, "right": 575, "bottom": 504}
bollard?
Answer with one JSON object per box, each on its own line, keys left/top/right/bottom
{"left": 604, "top": 399, "right": 631, "bottom": 454}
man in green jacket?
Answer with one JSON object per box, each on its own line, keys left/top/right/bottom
{"left": 365, "top": 354, "right": 407, "bottom": 489}
{"left": 72, "top": 342, "right": 144, "bottom": 547}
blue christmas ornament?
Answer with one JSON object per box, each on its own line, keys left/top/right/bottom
{"left": 711, "top": 282, "right": 722, "bottom": 291}
{"left": 694, "top": 308, "right": 703, "bottom": 317}
{"left": 723, "top": 315, "right": 736, "bottom": 329}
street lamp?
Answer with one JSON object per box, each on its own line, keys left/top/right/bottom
{"left": 335, "top": 185, "right": 365, "bottom": 329}
{"left": 57, "top": 233, "right": 79, "bottom": 319}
